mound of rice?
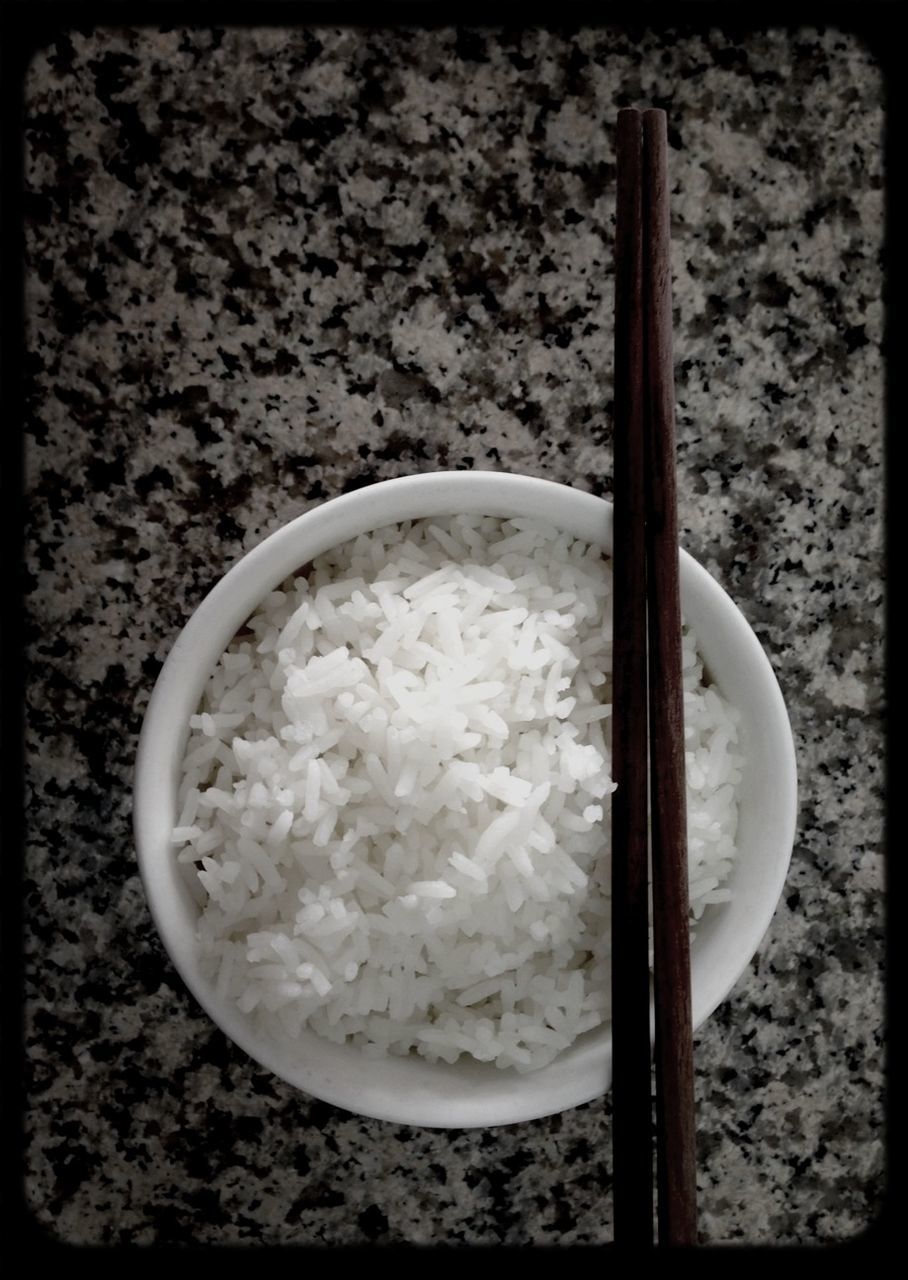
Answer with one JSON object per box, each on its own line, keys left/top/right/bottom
{"left": 173, "top": 515, "right": 743, "bottom": 1073}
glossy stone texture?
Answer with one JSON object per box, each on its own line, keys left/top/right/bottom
{"left": 23, "top": 23, "right": 883, "bottom": 1245}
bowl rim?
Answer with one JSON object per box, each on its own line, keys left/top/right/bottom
{"left": 134, "top": 470, "right": 797, "bottom": 1127}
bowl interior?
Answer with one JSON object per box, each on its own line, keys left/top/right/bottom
{"left": 135, "top": 472, "right": 796, "bottom": 1127}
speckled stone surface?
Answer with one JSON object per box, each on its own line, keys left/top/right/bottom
{"left": 22, "top": 23, "right": 884, "bottom": 1245}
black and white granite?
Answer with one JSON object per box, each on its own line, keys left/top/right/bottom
{"left": 22, "top": 23, "right": 884, "bottom": 1245}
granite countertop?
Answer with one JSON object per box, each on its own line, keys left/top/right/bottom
{"left": 21, "top": 21, "right": 885, "bottom": 1245}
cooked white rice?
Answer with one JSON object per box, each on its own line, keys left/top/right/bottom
{"left": 173, "top": 514, "right": 743, "bottom": 1073}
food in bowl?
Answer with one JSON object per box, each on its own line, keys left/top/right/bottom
{"left": 171, "top": 513, "right": 743, "bottom": 1073}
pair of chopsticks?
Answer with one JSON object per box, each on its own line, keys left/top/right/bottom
{"left": 610, "top": 108, "right": 697, "bottom": 1246}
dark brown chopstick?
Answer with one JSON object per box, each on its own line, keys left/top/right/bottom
{"left": 611, "top": 107, "right": 697, "bottom": 1247}
{"left": 642, "top": 108, "right": 697, "bottom": 1248}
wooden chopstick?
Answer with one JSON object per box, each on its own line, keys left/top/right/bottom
{"left": 641, "top": 108, "right": 698, "bottom": 1248}
{"left": 611, "top": 107, "right": 697, "bottom": 1247}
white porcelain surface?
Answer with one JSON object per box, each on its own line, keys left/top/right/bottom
{"left": 134, "top": 471, "right": 797, "bottom": 1128}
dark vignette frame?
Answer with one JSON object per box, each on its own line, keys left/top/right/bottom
{"left": 1, "top": 0, "right": 898, "bottom": 1255}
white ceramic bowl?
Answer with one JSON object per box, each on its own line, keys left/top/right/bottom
{"left": 134, "top": 471, "right": 797, "bottom": 1128}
